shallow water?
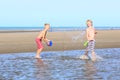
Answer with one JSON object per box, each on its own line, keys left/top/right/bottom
{"left": 0, "top": 48, "right": 120, "bottom": 80}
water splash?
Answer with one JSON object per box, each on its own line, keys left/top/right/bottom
{"left": 89, "top": 53, "right": 104, "bottom": 61}
{"left": 72, "top": 31, "right": 85, "bottom": 42}
{"left": 78, "top": 53, "right": 104, "bottom": 61}
{"left": 95, "top": 54, "right": 104, "bottom": 61}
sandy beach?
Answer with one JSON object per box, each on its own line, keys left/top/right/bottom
{"left": 0, "top": 30, "right": 120, "bottom": 53}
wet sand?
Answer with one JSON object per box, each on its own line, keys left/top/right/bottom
{"left": 0, "top": 48, "right": 120, "bottom": 80}
{"left": 0, "top": 30, "right": 120, "bottom": 53}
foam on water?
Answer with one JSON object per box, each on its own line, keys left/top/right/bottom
{"left": 90, "top": 53, "right": 104, "bottom": 61}
{"left": 78, "top": 53, "right": 104, "bottom": 61}
{"left": 95, "top": 54, "right": 104, "bottom": 61}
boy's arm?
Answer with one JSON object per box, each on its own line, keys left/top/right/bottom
{"left": 94, "top": 29, "right": 97, "bottom": 34}
{"left": 43, "top": 37, "right": 49, "bottom": 42}
{"left": 42, "top": 32, "right": 49, "bottom": 42}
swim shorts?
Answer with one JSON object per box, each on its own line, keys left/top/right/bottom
{"left": 86, "top": 40, "right": 95, "bottom": 52}
{"left": 35, "top": 38, "right": 43, "bottom": 49}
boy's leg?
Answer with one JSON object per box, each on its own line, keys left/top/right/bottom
{"left": 80, "top": 44, "right": 90, "bottom": 59}
{"left": 91, "top": 51, "right": 96, "bottom": 61}
{"left": 90, "top": 41, "right": 96, "bottom": 61}
{"left": 35, "top": 38, "right": 44, "bottom": 58}
{"left": 36, "top": 48, "right": 43, "bottom": 58}
{"left": 84, "top": 50, "right": 88, "bottom": 55}
{"left": 80, "top": 41, "right": 90, "bottom": 59}
{"left": 84, "top": 41, "right": 89, "bottom": 56}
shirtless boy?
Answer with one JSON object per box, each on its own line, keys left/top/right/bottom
{"left": 84, "top": 20, "right": 97, "bottom": 61}
{"left": 35, "top": 23, "right": 50, "bottom": 58}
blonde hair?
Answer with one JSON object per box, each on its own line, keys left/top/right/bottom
{"left": 44, "top": 23, "right": 50, "bottom": 26}
{"left": 44, "top": 23, "right": 50, "bottom": 29}
{"left": 86, "top": 19, "right": 93, "bottom": 27}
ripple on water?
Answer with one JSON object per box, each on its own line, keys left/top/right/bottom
{"left": 0, "top": 48, "right": 120, "bottom": 80}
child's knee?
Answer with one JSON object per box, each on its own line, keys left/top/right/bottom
{"left": 38, "top": 47, "right": 44, "bottom": 50}
{"left": 41, "top": 47, "right": 44, "bottom": 50}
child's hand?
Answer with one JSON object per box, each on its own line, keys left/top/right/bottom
{"left": 43, "top": 38, "right": 49, "bottom": 42}
{"left": 46, "top": 40, "right": 53, "bottom": 46}
{"left": 95, "top": 32, "right": 97, "bottom": 34}
{"left": 45, "top": 40, "right": 49, "bottom": 45}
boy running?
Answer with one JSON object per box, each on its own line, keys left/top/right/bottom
{"left": 82, "top": 20, "right": 97, "bottom": 61}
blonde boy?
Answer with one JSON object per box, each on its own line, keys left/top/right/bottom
{"left": 35, "top": 24, "right": 50, "bottom": 58}
{"left": 84, "top": 20, "right": 97, "bottom": 61}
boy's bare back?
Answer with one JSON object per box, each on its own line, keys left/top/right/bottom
{"left": 37, "top": 31, "right": 46, "bottom": 39}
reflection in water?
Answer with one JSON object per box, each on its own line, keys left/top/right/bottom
{"left": 35, "top": 58, "right": 44, "bottom": 66}
{"left": 34, "top": 58, "right": 53, "bottom": 80}
{"left": 84, "top": 60, "right": 97, "bottom": 80}
{"left": 35, "top": 58, "right": 46, "bottom": 80}
{"left": 0, "top": 48, "right": 120, "bottom": 80}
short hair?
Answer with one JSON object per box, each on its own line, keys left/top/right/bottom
{"left": 86, "top": 19, "right": 93, "bottom": 26}
{"left": 44, "top": 23, "right": 50, "bottom": 26}
{"left": 86, "top": 19, "right": 93, "bottom": 23}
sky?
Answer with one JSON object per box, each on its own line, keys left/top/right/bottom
{"left": 0, "top": 0, "right": 120, "bottom": 27}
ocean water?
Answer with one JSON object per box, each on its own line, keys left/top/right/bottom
{"left": 0, "top": 26, "right": 120, "bottom": 32}
{"left": 0, "top": 48, "right": 120, "bottom": 80}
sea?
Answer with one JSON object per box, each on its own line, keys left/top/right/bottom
{"left": 0, "top": 48, "right": 120, "bottom": 80}
{"left": 0, "top": 26, "right": 120, "bottom": 32}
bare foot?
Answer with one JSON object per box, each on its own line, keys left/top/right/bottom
{"left": 80, "top": 55, "right": 90, "bottom": 60}
{"left": 91, "top": 58, "right": 96, "bottom": 62}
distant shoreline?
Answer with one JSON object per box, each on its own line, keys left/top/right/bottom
{"left": 0, "top": 29, "right": 119, "bottom": 33}
{"left": 0, "top": 28, "right": 120, "bottom": 33}
{"left": 0, "top": 27, "right": 120, "bottom": 32}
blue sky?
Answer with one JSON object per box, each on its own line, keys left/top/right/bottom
{"left": 0, "top": 0, "right": 120, "bottom": 27}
